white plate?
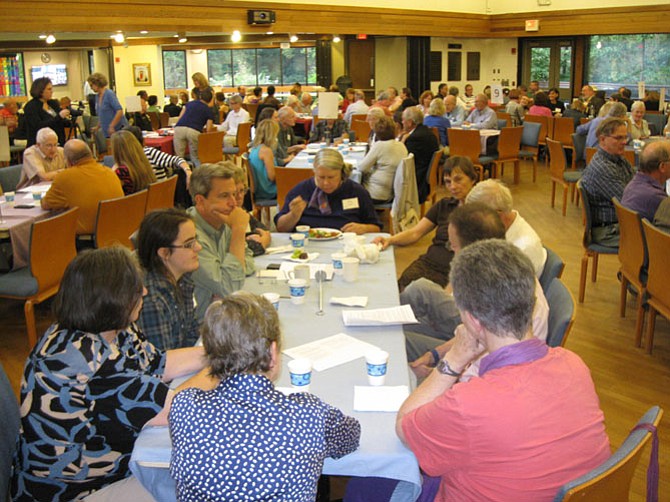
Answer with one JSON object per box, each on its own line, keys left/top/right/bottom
{"left": 282, "top": 252, "right": 320, "bottom": 263}
{"left": 308, "top": 228, "right": 342, "bottom": 241}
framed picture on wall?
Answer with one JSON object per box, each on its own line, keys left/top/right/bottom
{"left": 133, "top": 63, "right": 151, "bottom": 86}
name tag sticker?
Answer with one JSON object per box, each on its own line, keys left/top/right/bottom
{"left": 342, "top": 197, "right": 359, "bottom": 210}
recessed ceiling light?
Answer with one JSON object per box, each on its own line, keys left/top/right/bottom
{"left": 45, "top": 34, "right": 56, "bottom": 44}
{"left": 231, "top": 30, "right": 242, "bottom": 43}
{"left": 112, "top": 33, "right": 125, "bottom": 43}
{"left": 173, "top": 34, "right": 179, "bottom": 38}
{"left": 140, "top": 30, "right": 149, "bottom": 34}
{"left": 178, "top": 37, "right": 188, "bottom": 43}
{"left": 266, "top": 31, "right": 274, "bottom": 35}
{"left": 290, "top": 34, "right": 298, "bottom": 43}
{"left": 38, "top": 34, "right": 47, "bottom": 39}
{"left": 333, "top": 35, "right": 341, "bottom": 43}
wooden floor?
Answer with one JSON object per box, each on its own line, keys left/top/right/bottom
{"left": 1, "top": 158, "right": 668, "bottom": 500}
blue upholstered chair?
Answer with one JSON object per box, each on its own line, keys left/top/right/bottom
{"left": 0, "top": 164, "right": 22, "bottom": 194}
{"left": 545, "top": 278, "right": 575, "bottom": 348}
{"left": 518, "top": 121, "right": 541, "bottom": 183}
{"left": 539, "top": 246, "right": 565, "bottom": 294}
{"left": 553, "top": 406, "right": 663, "bottom": 502}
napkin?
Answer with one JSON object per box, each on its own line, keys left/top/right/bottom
{"left": 266, "top": 245, "right": 294, "bottom": 255}
{"left": 353, "top": 386, "right": 410, "bottom": 412}
{"left": 330, "top": 296, "right": 368, "bottom": 307}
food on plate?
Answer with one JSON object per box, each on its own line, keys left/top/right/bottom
{"left": 291, "top": 250, "right": 309, "bottom": 260}
{"left": 309, "top": 229, "right": 340, "bottom": 239}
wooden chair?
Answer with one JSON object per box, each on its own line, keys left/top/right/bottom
{"left": 586, "top": 147, "right": 635, "bottom": 167}
{"left": 197, "top": 131, "right": 225, "bottom": 164}
{"left": 577, "top": 183, "right": 618, "bottom": 303}
{"left": 552, "top": 117, "right": 577, "bottom": 169}
{"left": 158, "top": 112, "right": 169, "bottom": 128}
{"left": 145, "top": 176, "right": 178, "bottom": 213}
{"left": 351, "top": 120, "right": 371, "bottom": 143}
{"left": 523, "top": 115, "right": 551, "bottom": 165}
{"left": 447, "top": 128, "right": 485, "bottom": 180}
{"left": 491, "top": 126, "right": 523, "bottom": 183}
{"left": 148, "top": 112, "right": 160, "bottom": 131}
{"left": 429, "top": 126, "right": 440, "bottom": 145}
{"left": 496, "top": 111, "right": 512, "bottom": 128}
{"left": 554, "top": 406, "right": 663, "bottom": 502}
{"left": 613, "top": 198, "right": 647, "bottom": 348}
{"left": 545, "top": 278, "right": 576, "bottom": 348}
{"left": 0, "top": 208, "right": 79, "bottom": 347}
{"left": 518, "top": 121, "right": 541, "bottom": 183}
{"left": 641, "top": 220, "right": 670, "bottom": 354}
{"left": 425, "top": 149, "right": 444, "bottom": 209}
{"left": 94, "top": 190, "right": 148, "bottom": 249}
{"left": 245, "top": 103, "right": 260, "bottom": 123}
{"left": 242, "top": 155, "right": 276, "bottom": 223}
{"left": 222, "top": 121, "right": 252, "bottom": 160}
{"left": 579, "top": 117, "right": 591, "bottom": 125}
{"left": 275, "top": 166, "right": 314, "bottom": 209}
{"left": 547, "top": 138, "right": 582, "bottom": 216}
{"left": 350, "top": 113, "right": 368, "bottom": 124}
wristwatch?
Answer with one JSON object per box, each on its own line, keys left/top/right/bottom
{"left": 436, "top": 358, "right": 462, "bottom": 377}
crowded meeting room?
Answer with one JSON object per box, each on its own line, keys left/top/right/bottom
{"left": 0, "top": 0, "right": 669, "bottom": 500}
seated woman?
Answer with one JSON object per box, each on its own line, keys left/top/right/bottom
{"left": 249, "top": 118, "right": 279, "bottom": 200}
{"left": 111, "top": 129, "right": 157, "bottom": 194}
{"left": 629, "top": 101, "right": 650, "bottom": 140}
{"left": 422, "top": 98, "right": 451, "bottom": 146}
{"left": 133, "top": 98, "right": 154, "bottom": 132}
{"left": 357, "top": 116, "right": 408, "bottom": 203}
{"left": 169, "top": 292, "right": 361, "bottom": 501}
{"left": 275, "top": 149, "right": 382, "bottom": 234}
{"left": 12, "top": 246, "right": 207, "bottom": 501}
{"left": 528, "top": 92, "right": 553, "bottom": 117}
{"left": 308, "top": 116, "right": 351, "bottom": 144}
{"left": 373, "top": 156, "right": 478, "bottom": 292}
{"left": 548, "top": 87, "right": 565, "bottom": 114}
{"left": 136, "top": 209, "right": 202, "bottom": 350}
{"left": 231, "top": 164, "right": 271, "bottom": 256}
{"left": 417, "top": 90, "right": 434, "bottom": 116}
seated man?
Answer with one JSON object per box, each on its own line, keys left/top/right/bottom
{"left": 399, "top": 107, "right": 439, "bottom": 204}
{"left": 308, "top": 116, "right": 351, "bottom": 144}
{"left": 402, "top": 203, "right": 548, "bottom": 377}
{"left": 466, "top": 179, "right": 547, "bottom": 276}
{"left": 576, "top": 101, "right": 627, "bottom": 149}
{"left": 297, "top": 93, "right": 313, "bottom": 115}
{"left": 370, "top": 91, "right": 393, "bottom": 117}
{"left": 622, "top": 140, "right": 669, "bottom": 221}
{"left": 0, "top": 98, "right": 18, "bottom": 137}
{"left": 397, "top": 239, "right": 610, "bottom": 501}
{"left": 275, "top": 107, "right": 305, "bottom": 166}
{"left": 443, "top": 95, "right": 465, "bottom": 129}
{"left": 17, "top": 127, "right": 65, "bottom": 189}
{"left": 164, "top": 95, "right": 182, "bottom": 117}
{"left": 217, "top": 94, "right": 250, "bottom": 148}
{"left": 187, "top": 162, "right": 256, "bottom": 320}
{"left": 463, "top": 93, "right": 497, "bottom": 130}
{"left": 581, "top": 117, "right": 635, "bottom": 247}
{"left": 41, "top": 139, "right": 123, "bottom": 235}
{"left": 344, "top": 90, "right": 370, "bottom": 125}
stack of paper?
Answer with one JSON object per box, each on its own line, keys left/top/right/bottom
{"left": 330, "top": 297, "right": 368, "bottom": 307}
{"left": 353, "top": 386, "right": 410, "bottom": 412}
{"left": 283, "top": 333, "right": 379, "bottom": 371}
{"left": 342, "top": 305, "right": 418, "bottom": 326}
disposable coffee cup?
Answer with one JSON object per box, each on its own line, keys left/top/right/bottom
{"left": 262, "top": 292, "right": 280, "bottom": 310}
{"left": 288, "top": 358, "right": 312, "bottom": 391}
{"left": 4, "top": 191, "right": 15, "bottom": 204}
{"left": 288, "top": 278, "right": 307, "bottom": 304}
{"left": 342, "top": 232, "right": 357, "bottom": 243}
{"left": 296, "top": 225, "right": 310, "bottom": 243}
{"left": 289, "top": 264, "right": 311, "bottom": 287}
{"left": 633, "top": 139, "right": 643, "bottom": 150}
{"left": 331, "top": 252, "right": 347, "bottom": 276}
{"left": 365, "top": 349, "right": 389, "bottom": 386}
{"left": 343, "top": 137, "right": 350, "bottom": 146}
{"left": 341, "top": 257, "right": 360, "bottom": 283}
{"left": 291, "top": 233, "right": 305, "bottom": 249}
{"left": 32, "top": 192, "right": 43, "bottom": 202}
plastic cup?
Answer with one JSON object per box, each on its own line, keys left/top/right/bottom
{"left": 262, "top": 292, "right": 280, "bottom": 310}
{"left": 288, "top": 278, "right": 307, "bottom": 305}
{"left": 4, "top": 191, "right": 15, "bottom": 205}
{"left": 341, "top": 257, "right": 360, "bottom": 283}
{"left": 331, "top": 252, "right": 347, "bottom": 276}
{"left": 32, "top": 192, "right": 43, "bottom": 202}
{"left": 288, "top": 358, "right": 312, "bottom": 391}
{"left": 289, "top": 264, "right": 311, "bottom": 287}
{"left": 296, "top": 225, "right": 310, "bottom": 243}
{"left": 291, "top": 233, "right": 305, "bottom": 249}
{"left": 365, "top": 349, "right": 389, "bottom": 386}
{"left": 632, "top": 139, "right": 643, "bottom": 150}
{"left": 343, "top": 137, "right": 350, "bottom": 146}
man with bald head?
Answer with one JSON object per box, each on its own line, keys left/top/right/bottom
{"left": 443, "top": 95, "right": 465, "bottom": 128}
{"left": 275, "top": 107, "right": 305, "bottom": 166}
{"left": 622, "top": 140, "right": 670, "bottom": 221}
{"left": 463, "top": 94, "right": 497, "bottom": 130}
{"left": 42, "top": 139, "right": 123, "bottom": 235}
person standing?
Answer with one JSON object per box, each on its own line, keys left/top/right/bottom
{"left": 174, "top": 88, "right": 215, "bottom": 168}
{"left": 87, "top": 73, "right": 128, "bottom": 138}
{"left": 23, "top": 77, "right": 70, "bottom": 146}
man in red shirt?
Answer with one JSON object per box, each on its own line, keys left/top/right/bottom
{"left": 397, "top": 239, "right": 610, "bottom": 502}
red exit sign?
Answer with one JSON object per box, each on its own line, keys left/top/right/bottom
{"left": 356, "top": 34, "right": 367, "bottom": 40}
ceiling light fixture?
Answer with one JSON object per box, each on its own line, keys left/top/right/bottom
{"left": 45, "top": 34, "right": 56, "bottom": 44}
{"left": 178, "top": 33, "right": 188, "bottom": 43}
{"left": 140, "top": 30, "right": 149, "bottom": 34}
{"left": 333, "top": 35, "right": 341, "bottom": 43}
{"left": 112, "top": 32, "right": 125, "bottom": 43}
{"left": 231, "top": 30, "right": 242, "bottom": 43}
{"left": 266, "top": 31, "right": 274, "bottom": 35}
{"left": 38, "top": 34, "right": 47, "bottom": 39}
{"left": 290, "top": 34, "right": 298, "bottom": 43}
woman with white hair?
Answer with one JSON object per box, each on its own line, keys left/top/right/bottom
{"left": 629, "top": 101, "right": 650, "bottom": 140}
{"left": 423, "top": 98, "right": 451, "bottom": 146}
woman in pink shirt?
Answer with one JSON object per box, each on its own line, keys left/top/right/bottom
{"left": 528, "top": 91, "right": 553, "bottom": 117}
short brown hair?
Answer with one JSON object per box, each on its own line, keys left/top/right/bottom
{"left": 87, "top": 72, "right": 108, "bottom": 88}
{"left": 373, "top": 116, "right": 396, "bottom": 141}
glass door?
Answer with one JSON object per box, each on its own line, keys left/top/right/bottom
{"left": 522, "top": 39, "right": 574, "bottom": 101}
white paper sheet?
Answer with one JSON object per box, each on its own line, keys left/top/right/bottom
{"left": 283, "top": 333, "right": 380, "bottom": 371}
{"left": 342, "top": 305, "right": 418, "bottom": 326}
{"left": 317, "top": 92, "right": 340, "bottom": 119}
{"left": 490, "top": 84, "right": 504, "bottom": 104}
{"left": 125, "top": 95, "right": 142, "bottom": 113}
{"left": 279, "top": 262, "right": 334, "bottom": 280}
{"left": 330, "top": 296, "right": 368, "bottom": 307}
{"left": 353, "top": 385, "right": 410, "bottom": 412}
{"left": 265, "top": 244, "right": 293, "bottom": 255}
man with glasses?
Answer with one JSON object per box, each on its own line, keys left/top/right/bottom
{"left": 622, "top": 140, "right": 670, "bottom": 221}
{"left": 17, "top": 127, "right": 66, "bottom": 189}
{"left": 581, "top": 117, "right": 634, "bottom": 247}
{"left": 187, "top": 162, "right": 256, "bottom": 320}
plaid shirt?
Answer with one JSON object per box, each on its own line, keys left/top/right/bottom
{"left": 581, "top": 147, "right": 634, "bottom": 226}
{"left": 137, "top": 271, "right": 200, "bottom": 350}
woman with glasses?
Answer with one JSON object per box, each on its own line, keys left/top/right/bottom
{"left": 137, "top": 208, "right": 203, "bottom": 350}
{"left": 231, "top": 165, "right": 271, "bottom": 256}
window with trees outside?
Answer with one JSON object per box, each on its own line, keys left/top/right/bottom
{"left": 587, "top": 34, "right": 670, "bottom": 97}
{"left": 163, "top": 50, "right": 187, "bottom": 89}
{"left": 207, "top": 47, "right": 316, "bottom": 87}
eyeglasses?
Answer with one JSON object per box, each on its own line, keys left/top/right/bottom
{"left": 607, "top": 135, "right": 628, "bottom": 142}
{"left": 167, "top": 238, "right": 199, "bottom": 250}
{"left": 237, "top": 187, "right": 249, "bottom": 195}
